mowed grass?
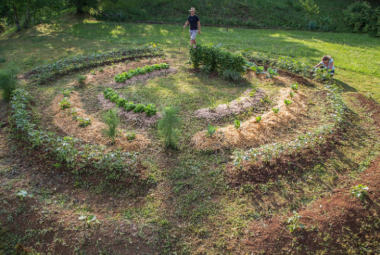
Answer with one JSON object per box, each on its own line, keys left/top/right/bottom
{"left": 1, "top": 15, "right": 380, "bottom": 100}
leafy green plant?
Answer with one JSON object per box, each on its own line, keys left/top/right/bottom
{"left": 205, "top": 124, "right": 217, "bottom": 137}
{"left": 351, "top": 184, "right": 369, "bottom": 201}
{"left": 90, "top": 69, "right": 96, "bottom": 75}
{"left": 0, "top": 68, "right": 18, "bottom": 102}
{"left": 134, "top": 104, "right": 145, "bottom": 113}
{"left": 161, "top": 63, "right": 170, "bottom": 69}
{"left": 110, "top": 94, "right": 119, "bottom": 102}
{"left": 314, "top": 68, "right": 332, "bottom": 82}
{"left": 343, "top": 1, "right": 372, "bottom": 33}
{"left": 114, "top": 63, "right": 170, "bottom": 82}
{"left": 261, "top": 95, "right": 271, "bottom": 104}
{"left": 77, "top": 117, "right": 92, "bottom": 128}
{"left": 252, "top": 65, "right": 265, "bottom": 74}
{"left": 256, "top": 116, "right": 262, "bottom": 123}
{"left": 272, "top": 108, "right": 280, "bottom": 114}
{"left": 290, "top": 83, "right": 299, "bottom": 91}
{"left": 124, "top": 101, "right": 136, "bottom": 111}
{"left": 234, "top": 120, "right": 241, "bottom": 129}
{"left": 266, "top": 67, "right": 278, "bottom": 79}
{"left": 76, "top": 74, "right": 86, "bottom": 85}
{"left": 287, "top": 211, "right": 305, "bottom": 233}
{"left": 116, "top": 98, "right": 126, "bottom": 107}
{"left": 59, "top": 98, "right": 71, "bottom": 110}
{"left": 284, "top": 99, "right": 292, "bottom": 107}
{"left": 125, "top": 132, "right": 136, "bottom": 141}
{"left": 102, "top": 108, "right": 120, "bottom": 145}
{"left": 158, "top": 107, "right": 181, "bottom": 149}
{"left": 144, "top": 104, "right": 157, "bottom": 116}
{"left": 290, "top": 91, "right": 295, "bottom": 98}
{"left": 249, "top": 90, "right": 256, "bottom": 97}
{"left": 61, "top": 88, "right": 73, "bottom": 97}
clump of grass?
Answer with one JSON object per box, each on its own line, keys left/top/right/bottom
{"left": 158, "top": 106, "right": 181, "bottom": 149}
{"left": 76, "top": 74, "right": 86, "bottom": 85}
{"left": 0, "top": 68, "right": 18, "bottom": 102}
{"left": 102, "top": 108, "right": 120, "bottom": 145}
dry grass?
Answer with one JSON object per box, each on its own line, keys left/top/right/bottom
{"left": 191, "top": 88, "right": 307, "bottom": 150}
{"left": 51, "top": 91, "right": 150, "bottom": 152}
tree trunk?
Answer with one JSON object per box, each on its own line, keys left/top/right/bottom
{"left": 24, "top": 8, "right": 30, "bottom": 29}
{"left": 77, "top": 6, "right": 83, "bottom": 14}
{"left": 12, "top": 4, "right": 21, "bottom": 31}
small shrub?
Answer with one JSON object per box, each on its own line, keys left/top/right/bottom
{"left": 144, "top": 104, "right": 157, "bottom": 116}
{"left": 0, "top": 68, "right": 18, "bottom": 102}
{"left": 134, "top": 104, "right": 145, "bottom": 113}
{"left": 351, "top": 184, "right": 369, "bottom": 201}
{"left": 59, "top": 98, "right": 71, "bottom": 110}
{"left": 158, "top": 106, "right": 181, "bottom": 149}
{"left": 234, "top": 120, "right": 241, "bottom": 129}
{"left": 272, "top": 108, "right": 280, "bottom": 114}
{"left": 102, "top": 108, "right": 120, "bottom": 145}
{"left": 76, "top": 75, "right": 86, "bottom": 85}
{"left": 343, "top": 1, "right": 372, "bottom": 33}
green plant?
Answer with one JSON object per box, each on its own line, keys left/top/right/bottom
{"left": 314, "top": 68, "right": 332, "bottom": 82}
{"left": 266, "top": 67, "right": 278, "bottom": 79}
{"left": 256, "top": 116, "right": 262, "bottom": 123}
{"left": 343, "top": 1, "right": 372, "bottom": 33}
{"left": 61, "top": 88, "right": 73, "bottom": 97}
{"left": 234, "top": 120, "right": 241, "bottom": 129}
{"left": 261, "top": 95, "right": 271, "bottom": 104}
{"left": 76, "top": 74, "right": 86, "bottom": 85}
{"left": 99, "top": 67, "right": 104, "bottom": 72}
{"left": 144, "top": 104, "right": 157, "bottom": 116}
{"left": 59, "top": 98, "right": 71, "bottom": 110}
{"left": 110, "top": 94, "right": 119, "bottom": 102}
{"left": 252, "top": 65, "right": 265, "bottom": 74}
{"left": 134, "top": 104, "right": 145, "bottom": 113}
{"left": 287, "top": 211, "right": 305, "bottom": 233}
{"left": 368, "top": 7, "right": 380, "bottom": 37}
{"left": 116, "top": 98, "right": 126, "bottom": 107}
{"left": 124, "top": 101, "right": 136, "bottom": 111}
{"left": 205, "top": 124, "right": 217, "bottom": 137}
{"left": 272, "top": 108, "right": 280, "bottom": 114}
{"left": 158, "top": 107, "right": 181, "bottom": 149}
{"left": 90, "top": 69, "right": 96, "bottom": 75}
{"left": 284, "top": 99, "right": 292, "bottom": 107}
{"left": 290, "top": 91, "right": 295, "bottom": 98}
{"left": 249, "top": 90, "right": 256, "bottom": 97}
{"left": 125, "top": 132, "right": 136, "bottom": 141}
{"left": 135, "top": 58, "right": 140, "bottom": 62}
{"left": 0, "top": 68, "right": 18, "bottom": 102}
{"left": 102, "top": 108, "right": 120, "bottom": 145}
{"left": 77, "top": 117, "right": 92, "bottom": 127}
{"left": 351, "top": 184, "right": 369, "bottom": 201}
{"left": 290, "top": 83, "right": 299, "bottom": 91}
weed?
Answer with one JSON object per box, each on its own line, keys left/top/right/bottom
{"left": 158, "top": 106, "right": 181, "bottom": 149}
{"left": 0, "top": 68, "right": 18, "bottom": 102}
{"left": 102, "top": 108, "right": 119, "bottom": 145}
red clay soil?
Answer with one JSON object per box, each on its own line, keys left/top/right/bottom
{"left": 239, "top": 93, "right": 380, "bottom": 254}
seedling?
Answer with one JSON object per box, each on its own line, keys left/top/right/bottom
{"left": 205, "top": 125, "right": 217, "bottom": 137}
{"left": 249, "top": 91, "right": 256, "bottom": 97}
{"left": 77, "top": 117, "right": 92, "bottom": 128}
{"left": 234, "top": 120, "right": 241, "bottom": 129}
{"left": 78, "top": 215, "right": 98, "bottom": 226}
{"left": 351, "top": 184, "right": 369, "bottom": 201}
{"left": 261, "top": 95, "right": 271, "bottom": 104}
{"left": 290, "top": 83, "right": 299, "bottom": 91}
{"left": 61, "top": 88, "right": 73, "bottom": 97}
{"left": 59, "top": 98, "right": 71, "bottom": 110}
{"left": 256, "top": 116, "right": 262, "bottom": 123}
{"left": 287, "top": 211, "right": 305, "bottom": 233}
{"left": 284, "top": 99, "right": 292, "bottom": 107}
{"left": 76, "top": 75, "right": 86, "bottom": 85}
{"left": 90, "top": 69, "right": 96, "bottom": 75}
{"left": 125, "top": 132, "right": 136, "bottom": 141}
{"left": 290, "top": 91, "right": 295, "bottom": 98}
{"left": 272, "top": 108, "right": 280, "bottom": 114}
{"left": 15, "top": 190, "right": 33, "bottom": 201}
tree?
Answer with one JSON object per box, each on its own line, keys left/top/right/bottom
{"left": 68, "top": 0, "right": 97, "bottom": 14}
{"left": 299, "top": 0, "right": 319, "bottom": 30}
{"left": 158, "top": 106, "right": 181, "bottom": 149}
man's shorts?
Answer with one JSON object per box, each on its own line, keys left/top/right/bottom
{"left": 190, "top": 30, "right": 198, "bottom": 40}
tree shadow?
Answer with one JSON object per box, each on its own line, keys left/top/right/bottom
{"left": 333, "top": 79, "right": 357, "bottom": 92}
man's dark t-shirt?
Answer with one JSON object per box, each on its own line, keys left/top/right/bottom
{"left": 188, "top": 15, "right": 199, "bottom": 30}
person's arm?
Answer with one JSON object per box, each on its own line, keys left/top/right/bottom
{"left": 314, "top": 62, "right": 322, "bottom": 68}
{"left": 183, "top": 21, "right": 189, "bottom": 29}
{"left": 198, "top": 21, "right": 201, "bottom": 34}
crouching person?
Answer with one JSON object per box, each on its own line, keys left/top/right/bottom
{"left": 314, "top": 55, "right": 335, "bottom": 76}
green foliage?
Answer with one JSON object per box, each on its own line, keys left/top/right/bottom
{"left": 76, "top": 74, "right": 86, "bottom": 85}
{"left": 314, "top": 68, "right": 332, "bottom": 82}
{"left": 125, "top": 132, "right": 136, "bottom": 141}
{"left": 251, "top": 65, "right": 265, "bottom": 74}
{"left": 114, "top": 63, "right": 169, "bottom": 83}
{"left": 144, "top": 104, "right": 157, "bottom": 117}
{"left": 0, "top": 68, "right": 18, "bottom": 102}
{"left": 290, "top": 91, "right": 295, "bottom": 98}
{"left": 266, "top": 67, "right": 278, "bottom": 79}
{"left": 284, "top": 99, "right": 292, "bottom": 107}
{"left": 290, "top": 83, "right": 299, "bottom": 91}
{"left": 61, "top": 88, "right": 73, "bottom": 97}
{"left": 205, "top": 124, "right": 217, "bottom": 137}
{"left": 116, "top": 97, "right": 126, "bottom": 107}
{"left": 255, "top": 116, "right": 262, "bottom": 123}
{"left": 368, "top": 7, "right": 380, "bottom": 37}
{"left": 272, "top": 108, "right": 280, "bottom": 114}
{"left": 234, "top": 120, "right": 241, "bottom": 129}
{"left": 287, "top": 211, "right": 305, "bottom": 233}
{"left": 102, "top": 108, "right": 119, "bottom": 144}
{"left": 299, "top": 0, "right": 319, "bottom": 17}
{"left": 189, "top": 45, "right": 246, "bottom": 81}
{"left": 278, "top": 56, "right": 311, "bottom": 77}
{"left": 124, "top": 101, "right": 136, "bottom": 111}
{"left": 77, "top": 117, "right": 92, "bottom": 128}
{"left": 59, "top": 98, "right": 71, "bottom": 110}
{"left": 351, "top": 184, "right": 369, "bottom": 201}
{"left": 134, "top": 104, "right": 145, "bottom": 113}
{"left": 158, "top": 107, "right": 181, "bottom": 149}
{"left": 343, "top": 1, "right": 372, "bottom": 33}
{"left": 249, "top": 90, "right": 256, "bottom": 97}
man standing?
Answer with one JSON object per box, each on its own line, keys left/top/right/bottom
{"left": 183, "top": 7, "right": 201, "bottom": 48}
